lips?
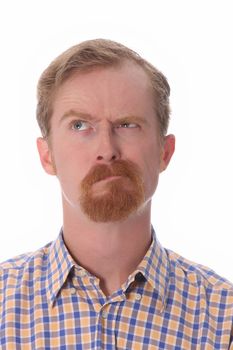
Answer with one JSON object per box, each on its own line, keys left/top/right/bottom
{"left": 96, "top": 175, "right": 122, "bottom": 183}
{"left": 84, "top": 165, "right": 127, "bottom": 187}
{"left": 92, "top": 175, "right": 124, "bottom": 192}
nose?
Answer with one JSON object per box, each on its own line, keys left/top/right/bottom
{"left": 96, "top": 127, "right": 121, "bottom": 163}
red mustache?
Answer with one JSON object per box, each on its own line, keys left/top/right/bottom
{"left": 81, "top": 160, "right": 142, "bottom": 188}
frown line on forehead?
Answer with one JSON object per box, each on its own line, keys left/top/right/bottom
{"left": 58, "top": 109, "right": 150, "bottom": 126}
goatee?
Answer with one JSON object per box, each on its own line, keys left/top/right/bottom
{"left": 80, "top": 159, "right": 145, "bottom": 222}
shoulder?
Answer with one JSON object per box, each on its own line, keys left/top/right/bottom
{"left": 166, "top": 248, "right": 233, "bottom": 293}
{"left": 0, "top": 242, "right": 52, "bottom": 287}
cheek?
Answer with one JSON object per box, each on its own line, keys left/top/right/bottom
{"left": 52, "top": 143, "right": 85, "bottom": 185}
{"left": 140, "top": 147, "right": 162, "bottom": 195}
{"left": 143, "top": 163, "right": 160, "bottom": 196}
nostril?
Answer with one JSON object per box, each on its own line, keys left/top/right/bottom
{"left": 96, "top": 154, "right": 117, "bottom": 162}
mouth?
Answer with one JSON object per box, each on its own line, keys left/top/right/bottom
{"left": 97, "top": 175, "right": 123, "bottom": 184}
{"left": 91, "top": 175, "right": 124, "bottom": 194}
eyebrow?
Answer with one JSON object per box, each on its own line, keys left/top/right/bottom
{"left": 59, "top": 109, "right": 148, "bottom": 126}
{"left": 59, "top": 110, "right": 96, "bottom": 125}
{"left": 113, "top": 116, "right": 148, "bottom": 126}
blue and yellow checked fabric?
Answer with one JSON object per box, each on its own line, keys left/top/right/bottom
{"left": 0, "top": 230, "right": 233, "bottom": 349}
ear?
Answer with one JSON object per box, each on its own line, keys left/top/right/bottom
{"left": 36, "top": 137, "right": 56, "bottom": 175}
{"left": 159, "top": 134, "right": 175, "bottom": 173}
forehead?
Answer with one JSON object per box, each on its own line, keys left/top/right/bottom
{"left": 52, "top": 61, "right": 155, "bottom": 120}
{"left": 57, "top": 61, "right": 152, "bottom": 95}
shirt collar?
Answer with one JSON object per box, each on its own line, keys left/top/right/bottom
{"left": 128, "top": 227, "right": 170, "bottom": 311}
{"left": 46, "top": 227, "right": 170, "bottom": 310}
{"left": 46, "top": 229, "right": 75, "bottom": 306}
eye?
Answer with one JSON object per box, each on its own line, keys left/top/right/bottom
{"left": 71, "top": 120, "right": 90, "bottom": 131}
{"left": 117, "top": 122, "right": 138, "bottom": 129}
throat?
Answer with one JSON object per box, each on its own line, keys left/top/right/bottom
{"left": 62, "top": 203, "right": 152, "bottom": 296}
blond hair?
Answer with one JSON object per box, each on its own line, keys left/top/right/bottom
{"left": 37, "top": 39, "right": 171, "bottom": 138}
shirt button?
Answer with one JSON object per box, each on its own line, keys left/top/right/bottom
{"left": 77, "top": 270, "right": 86, "bottom": 277}
{"left": 102, "top": 311, "right": 108, "bottom": 319}
{"left": 135, "top": 293, "right": 142, "bottom": 301}
{"left": 70, "top": 287, "right": 76, "bottom": 295}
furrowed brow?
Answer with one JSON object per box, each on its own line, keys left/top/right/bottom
{"left": 114, "top": 115, "right": 148, "bottom": 126}
{"left": 59, "top": 109, "right": 95, "bottom": 125}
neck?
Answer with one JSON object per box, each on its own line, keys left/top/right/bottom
{"left": 62, "top": 201, "right": 152, "bottom": 296}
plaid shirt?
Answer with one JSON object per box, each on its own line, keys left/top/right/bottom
{"left": 0, "top": 229, "right": 233, "bottom": 349}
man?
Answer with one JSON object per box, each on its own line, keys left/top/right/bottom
{"left": 0, "top": 39, "right": 232, "bottom": 349}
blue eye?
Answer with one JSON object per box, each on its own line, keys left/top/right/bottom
{"left": 72, "top": 120, "right": 90, "bottom": 131}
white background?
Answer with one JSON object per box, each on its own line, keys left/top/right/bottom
{"left": 0, "top": 1, "right": 232, "bottom": 281}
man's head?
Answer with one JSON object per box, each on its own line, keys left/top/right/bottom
{"left": 36, "top": 39, "right": 175, "bottom": 223}
{"left": 37, "top": 39, "right": 171, "bottom": 140}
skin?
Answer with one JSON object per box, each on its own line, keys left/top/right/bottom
{"left": 37, "top": 61, "right": 175, "bottom": 296}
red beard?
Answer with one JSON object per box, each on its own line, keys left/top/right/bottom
{"left": 80, "top": 159, "right": 145, "bottom": 222}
